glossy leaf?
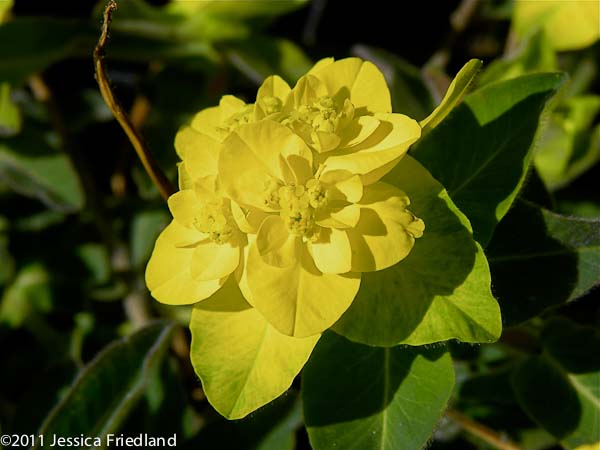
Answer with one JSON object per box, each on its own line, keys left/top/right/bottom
{"left": 190, "top": 279, "right": 319, "bottom": 419}
{"left": 0, "top": 133, "right": 84, "bottom": 211}
{"left": 412, "top": 72, "right": 566, "bottom": 245}
{"left": 334, "top": 156, "right": 501, "bottom": 346}
{"left": 419, "top": 59, "right": 482, "bottom": 134}
{"left": 512, "top": 319, "right": 600, "bottom": 449}
{"left": 303, "top": 332, "right": 454, "bottom": 450}
{"left": 487, "top": 200, "right": 600, "bottom": 325}
{"left": 34, "top": 322, "right": 175, "bottom": 448}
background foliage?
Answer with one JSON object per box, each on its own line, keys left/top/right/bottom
{"left": 0, "top": 1, "right": 598, "bottom": 449}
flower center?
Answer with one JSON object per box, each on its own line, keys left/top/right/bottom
{"left": 216, "top": 105, "right": 253, "bottom": 138}
{"left": 261, "top": 96, "right": 283, "bottom": 115}
{"left": 276, "top": 179, "right": 328, "bottom": 239}
{"left": 285, "top": 96, "right": 347, "bottom": 133}
{"left": 192, "top": 199, "right": 237, "bottom": 244}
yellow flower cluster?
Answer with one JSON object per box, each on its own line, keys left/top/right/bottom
{"left": 146, "top": 57, "right": 424, "bottom": 337}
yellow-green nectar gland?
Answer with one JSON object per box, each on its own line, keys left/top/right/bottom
{"left": 192, "top": 200, "right": 237, "bottom": 245}
{"left": 260, "top": 96, "right": 283, "bottom": 116}
{"left": 268, "top": 179, "right": 328, "bottom": 240}
{"left": 285, "top": 96, "right": 351, "bottom": 133}
{"left": 216, "top": 105, "right": 254, "bottom": 138}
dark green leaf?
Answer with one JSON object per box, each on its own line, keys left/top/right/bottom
{"left": 303, "top": 332, "right": 454, "bottom": 450}
{"left": 512, "top": 319, "right": 600, "bottom": 449}
{"left": 487, "top": 200, "right": 600, "bottom": 325}
{"left": 33, "top": 322, "right": 174, "bottom": 448}
{"left": 226, "top": 37, "right": 313, "bottom": 85}
{"left": 412, "top": 73, "right": 566, "bottom": 245}
{"left": 0, "top": 18, "right": 94, "bottom": 84}
{"left": 187, "top": 394, "right": 301, "bottom": 450}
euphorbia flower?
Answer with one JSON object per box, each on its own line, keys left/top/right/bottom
{"left": 256, "top": 57, "right": 420, "bottom": 183}
{"left": 145, "top": 124, "right": 248, "bottom": 305}
{"left": 219, "top": 120, "right": 424, "bottom": 337}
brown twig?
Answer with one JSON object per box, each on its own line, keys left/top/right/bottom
{"left": 446, "top": 409, "right": 524, "bottom": 450}
{"left": 93, "top": 0, "right": 175, "bottom": 201}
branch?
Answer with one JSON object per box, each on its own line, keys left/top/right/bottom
{"left": 445, "top": 409, "right": 524, "bottom": 450}
{"left": 93, "top": 0, "right": 175, "bottom": 201}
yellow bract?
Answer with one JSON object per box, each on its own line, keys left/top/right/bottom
{"left": 145, "top": 57, "right": 425, "bottom": 417}
{"left": 513, "top": 0, "right": 600, "bottom": 51}
{"left": 147, "top": 57, "right": 424, "bottom": 333}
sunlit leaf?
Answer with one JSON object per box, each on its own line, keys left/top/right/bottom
{"left": 0, "top": 82, "right": 21, "bottom": 136}
{"left": 419, "top": 59, "right": 482, "bottom": 134}
{"left": 190, "top": 279, "right": 319, "bottom": 419}
{"left": 534, "top": 96, "right": 600, "bottom": 190}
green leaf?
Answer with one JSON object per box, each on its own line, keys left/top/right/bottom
{"left": 351, "top": 44, "right": 435, "bottom": 121}
{"left": 0, "top": 262, "right": 51, "bottom": 328}
{"left": 534, "top": 95, "right": 600, "bottom": 190}
{"left": 412, "top": 72, "right": 566, "bottom": 245}
{"left": 33, "top": 322, "right": 174, "bottom": 448}
{"left": 487, "top": 199, "right": 600, "bottom": 325}
{"left": 75, "top": 243, "right": 111, "bottom": 286}
{"left": 167, "top": 0, "right": 308, "bottom": 20}
{"left": 190, "top": 278, "right": 319, "bottom": 419}
{"left": 0, "top": 133, "right": 84, "bottom": 211}
{"left": 333, "top": 156, "right": 501, "bottom": 346}
{"left": 512, "top": 319, "right": 600, "bottom": 449}
{"left": 0, "top": 82, "right": 21, "bottom": 136}
{"left": 419, "top": 59, "right": 482, "bottom": 134}
{"left": 0, "top": 18, "right": 94, "bottom": 84}
{"left": 303, "top": 332, "right": 454, "bottom": 450}
{"left": 130, "top": 210, "right": 170, "bottom": 271}
{"left": 190, "top": 395, "right": 302, "bottom": 450}
{"left": 226, "top": 37, "right": 313, "bottom": 85}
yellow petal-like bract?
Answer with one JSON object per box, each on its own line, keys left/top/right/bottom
{"left": 145, "top": 57, "right": 425, "bottom": 417}
{"left": 513, "top": 0, "right": 600, "bottom": 51}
